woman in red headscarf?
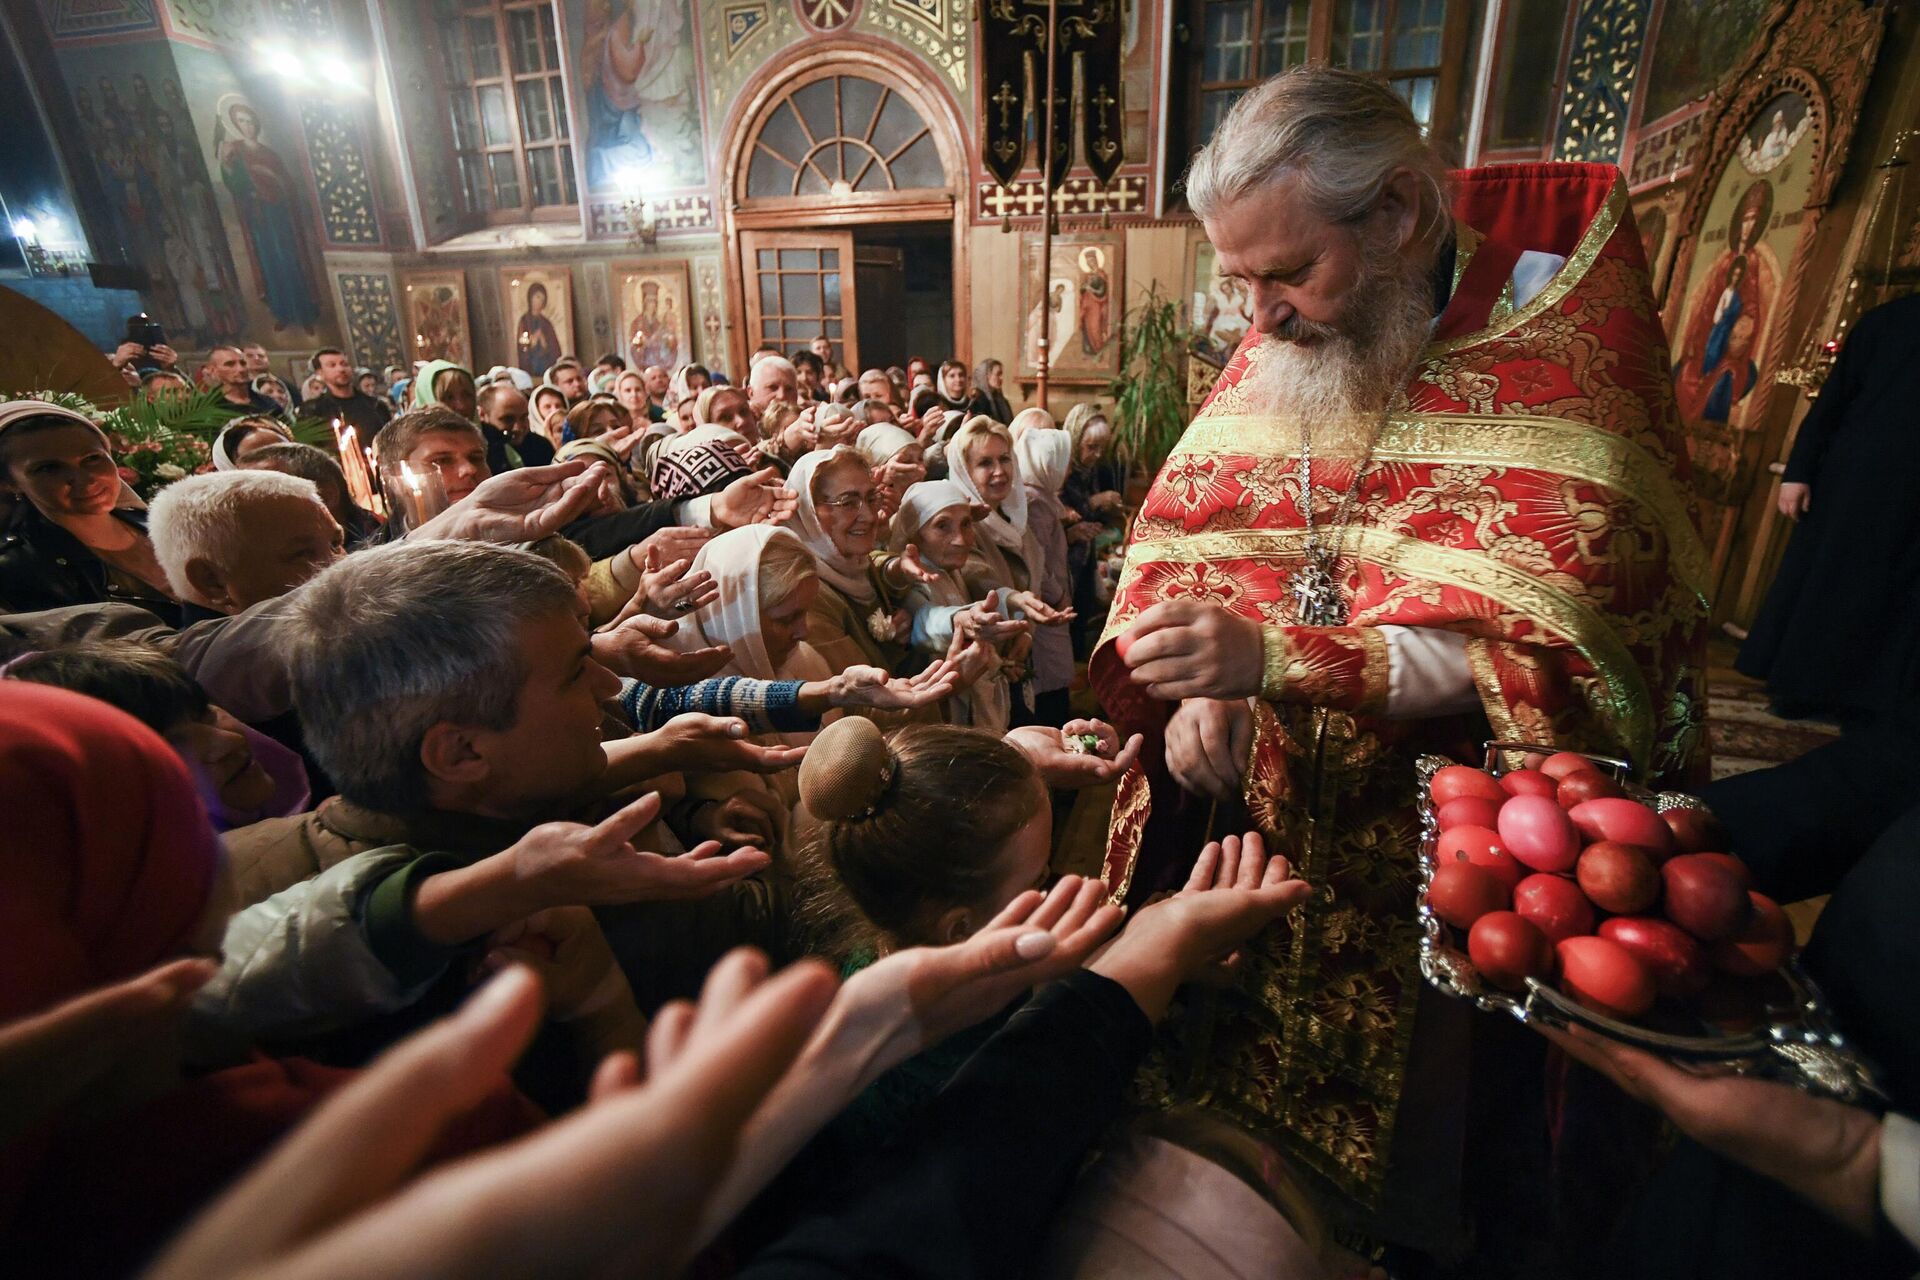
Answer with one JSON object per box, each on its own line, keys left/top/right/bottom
{"left": 0, "top": 684, "right": 533, "bottom": 1277}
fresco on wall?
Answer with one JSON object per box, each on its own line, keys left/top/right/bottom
{"left": 577, "top": 0, "right": 707, "bottom": 191}
{"left": 1639, "top": 0, "right": 1771, "bottom": 125}
{"left": 212, "top": 93, "right": 325, "bottom": 331}
{"left": 1671, "top": 90, "right": 1816, "bottom": 431}
{"left": 61, "top": 46, "right": 247, "bottom": 348}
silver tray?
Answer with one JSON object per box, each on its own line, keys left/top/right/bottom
{"left": 1414, "top": 742, "right": 1883, "bottom": 1102}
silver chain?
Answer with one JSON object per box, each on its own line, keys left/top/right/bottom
{"left": 1290, "top": 409, "right": 1391, "bottom": 627}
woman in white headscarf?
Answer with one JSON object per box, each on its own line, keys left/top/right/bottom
{"left": 889, "top": 480, "right": 1027, "bottom": 734}
{"left": 1015, "top": 426, "right": 1075, "bottom": 726}
{"left": 781, "top": 449, "right": 953, "bottom": 728}
{"left": 664, "top": 524, "right": 830, "bottom": 849}
{"left": 210, "top": 417, "right": 293, "bottom": 470}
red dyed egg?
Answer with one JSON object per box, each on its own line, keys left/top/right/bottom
{"left": 1498, "top": 794, "right": 1581, "bottom": 873}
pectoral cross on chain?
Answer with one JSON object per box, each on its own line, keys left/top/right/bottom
{"left": 1289, "top": 546, "right": 1348, "bottom": 626}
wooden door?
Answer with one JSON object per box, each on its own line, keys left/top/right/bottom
{"left": 740, "top": 230, "right": 858, "bottom": 370}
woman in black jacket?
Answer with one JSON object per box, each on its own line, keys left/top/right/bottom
{"left": 0, "top": 402, "right": 184, "bottom": 626}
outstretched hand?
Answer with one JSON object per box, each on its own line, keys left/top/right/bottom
{"left": 820, "top": 662, "right": 959, "bottom": 711}
{"left": 591, "top": 613, "right": 732, "bottom": 686}
{"left": 1091, "top": 831, "right": 1310, "bottom": 1019}
{"left": 412, "top": 459, "right": 616, "bottom": 544}
{"left": 713, "top": 466, "right": 799, "bottom": 530}
{"left": 1004, "top": 720, "right": 1144, "bottom": 790}
{"left": 0, "top": 957, "right": 216, "bottom": 1150}
{"left": 649, "top": 712, "right": 809, "bottom": 775}
{"left": 507, "top": 793, "right": 771, "bottom": 910}
{"left": 149, "top": 953, "right": 841, "bottom": 1280}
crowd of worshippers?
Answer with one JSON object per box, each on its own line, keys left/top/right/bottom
{"left": 0, "top": 334, "right": 1241, "bottom": 1279}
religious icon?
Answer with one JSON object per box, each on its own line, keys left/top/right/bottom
{"left": 1672, "top": 87, "right": 1818, "bottom": 433}
{"left": 1188, "top": 235, "right": 1253, "bottom": 365}
{"left": 1019, "top": 232, "right": 1125, "bottom": 380}
{"left": 213, "top": 93, "right": 323, "bottom": 332}
{"left": 1674, "top": 179, "right": 1775, "bottom": 425}
{"left": 581, "top": 0, "right": 706, "bottom": 190}
{"left": 612, "top": 261, "right": 691, "bottom": 371}
{"left": 501, "top": 267, "right": 575, "bottom": 377}
{"left": 401, "top": 271, "right": 472, "bottom": 368}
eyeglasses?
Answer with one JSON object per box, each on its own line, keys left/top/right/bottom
{"left": 818, "top": 490, "right": 881, "bottom": 513}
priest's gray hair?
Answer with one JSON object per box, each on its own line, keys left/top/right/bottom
{"left": 280, "top": 540, "right": 578, "bottom": 813}
{"left": 1184, "top": 66, "right": 1450, "bottom": 236}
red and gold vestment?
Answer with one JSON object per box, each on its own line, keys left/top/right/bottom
{"left": 1090, "top": 163, "right": 1710, "bottom": 1216}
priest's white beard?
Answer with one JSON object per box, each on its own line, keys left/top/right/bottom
{"left": 1237, "top": 241, "right": 1437, "bottom": 444}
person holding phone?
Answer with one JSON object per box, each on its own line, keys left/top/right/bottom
{"left": 108, "top": 313, "right": 179, "bottom": 385}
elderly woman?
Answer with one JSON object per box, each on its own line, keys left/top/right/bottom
{"left": 782, "top": 449, "right": 954, "bottom": 728}
{"left": 1015, "top": 427, "right": 1075, "bottom": 727}
{"left": 889, "top": 479, "right": 1022, "bottom": 732}
{"left": 1061, "top": 403, "right": 1125, "bottom": 650}
{"left": 666, "top": 525, "right": 833, "bottom": 849}
{"left": 211, "top": 416, "right": 295, "bottom": 470}
{"left": 0, "top": 402, "right": 182, "bottom": 624}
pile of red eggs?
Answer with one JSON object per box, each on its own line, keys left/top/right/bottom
{"left": 1426, "top": 754, "right": 1794, "bottom": 1027}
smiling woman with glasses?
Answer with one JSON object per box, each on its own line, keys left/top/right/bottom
{"left": 782, "top": 447, "right": 977, "bottom": 728}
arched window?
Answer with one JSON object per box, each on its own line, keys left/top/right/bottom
{"left": 745, "top": 74, "right": 948, "bottom": 200}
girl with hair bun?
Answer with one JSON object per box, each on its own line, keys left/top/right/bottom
{"left": 791, "top": 714, "right": 1056, "bottom": 1163}
{"left": 798, "top": 716, "right": 1051, "bottom": 957}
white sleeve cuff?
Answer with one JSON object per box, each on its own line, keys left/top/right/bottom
{"left": 1381, "top": 625, "right": 1480, "bottom": 718}
{"left": 674, "top": 496, "right": 715, "bottom": 529}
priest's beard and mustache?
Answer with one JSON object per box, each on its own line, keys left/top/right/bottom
{"left": 1238, "top": 236, "right": 1438, "bottom": 439}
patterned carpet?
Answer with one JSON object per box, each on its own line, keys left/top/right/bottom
{"left": 1704, "top": 642, "right": 1842, "bottom": 779}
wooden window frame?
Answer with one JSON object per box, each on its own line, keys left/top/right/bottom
{"left": 1178, "top": 0, "right": 1474, "bottom": 172}
{"left": 432, "top": 0, "right": 578, "bottom": 226}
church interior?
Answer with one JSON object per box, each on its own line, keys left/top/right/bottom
{"left": 2, "top": 0, "right": 1920, "bottom": 1276}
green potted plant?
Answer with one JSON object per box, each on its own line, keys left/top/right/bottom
{"left": 1105, "top": 282, "right": 1193, "bottom": 493}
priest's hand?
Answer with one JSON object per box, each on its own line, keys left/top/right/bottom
{"left": 1778, "top": 481, "right": 1811, "bottom": 520}
{"left": 1165, "top": 697, "right": 1252, "bottom": 801}
{"left": 1120, "top": 600, "right": 1264, "bottom": 700}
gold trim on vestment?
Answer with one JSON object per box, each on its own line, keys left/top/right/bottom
{"left": 1120, "top": 525, "right": 1655, "bottom": 763}
{"left": 1167, "top": 412, "right": 1712, "bottom": 606}
{"left": 1465, "top": 637, "right": 1529, "bottom": 770}
{"left": 1422, "top": 174, "right": 1629, "bottom": 359}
